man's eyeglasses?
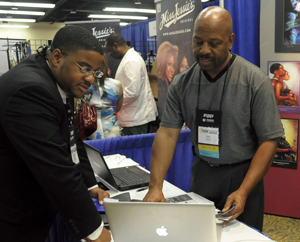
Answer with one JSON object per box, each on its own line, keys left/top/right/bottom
{"left": 61, "top": 50, "right": 104, "bottom": 79}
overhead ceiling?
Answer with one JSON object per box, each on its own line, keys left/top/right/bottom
{"left": 0, "top": 0, "right": 216, "bottom": 24}
{"left": 0, "top": 0, "right": 156, "bottom": 24}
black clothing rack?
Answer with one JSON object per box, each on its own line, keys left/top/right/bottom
{"left": 146, "top": 50, "right": 156, "bottom": 72}
{"left": 6, "top": 41, "right": 30, "bottom": 69}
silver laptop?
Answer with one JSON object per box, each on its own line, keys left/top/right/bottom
{"left": 103, "top": 200, "right": 220, "bottom": 242}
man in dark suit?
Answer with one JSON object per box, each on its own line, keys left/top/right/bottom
{"left": 0, "top": 25, "right": 111, "bottom": 242}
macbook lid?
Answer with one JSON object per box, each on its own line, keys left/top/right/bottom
{"left": 103, "top": 200, "right": 219, "bottom": 242}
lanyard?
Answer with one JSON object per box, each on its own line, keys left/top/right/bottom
{"left": 195, "top": 63, "right": 230, "bottom": 158}
{"left": 66, "top": 97, "right": 80, "bottom": 164}
{"left": 65, "top": 97, "right": 74, "bottom": 127}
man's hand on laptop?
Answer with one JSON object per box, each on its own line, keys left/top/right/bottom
{"left": 84, "top": 227, "right": 112, "bottom": 242}
{"left": 220, "top": 189, "right": 247, "bottom": 227}
{"left": 90, "top": 187, "right": 110, "bottom": 205}
{"left": 143, "top": 187, "right": 166, "bottom": 202}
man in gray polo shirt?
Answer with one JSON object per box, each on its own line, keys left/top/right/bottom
{"left": 143, "top": 6, "right": 283, "bottom": 232}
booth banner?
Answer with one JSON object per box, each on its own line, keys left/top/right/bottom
{"left": 65, "top": 20, "right": 120, "bottom": 47}
{"left": 64, "top": 20, "right": 121, "bottom": 78}
{"left": 267, "top": 60, "right": 300, "bottom": 114}
{"left": 273, "top": 118, "right": 298, "bottom": 170}
{"left": 155, "top": 0, "right": 202, "bottom": 118}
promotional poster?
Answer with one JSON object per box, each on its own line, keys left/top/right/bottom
{"left": 155, "top": 0, "right": 202, "bottom": 118}
{"left": 267, "top": 60, "right": 300, "bottom": 114}
{"left": 65, "top": 20, "right": 121, "bottom": 78}
{"left": 275, "top": 0, "right": 300, "bottom": 52}
{"left": 273, "top": 118, "right": 298, "bottom": 169}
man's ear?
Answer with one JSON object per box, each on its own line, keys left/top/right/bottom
{"left": 113, "top": 43, "right": 118, "bottom": 49}
{"left": 50, "top": 49, "right": 64, "bottom": 67}
{"left": 228, "top": 33, "right": 235, "bottom": 51}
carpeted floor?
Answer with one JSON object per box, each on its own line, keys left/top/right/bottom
{"left": 263, "top": 214, "right": 300, "bottom": 242}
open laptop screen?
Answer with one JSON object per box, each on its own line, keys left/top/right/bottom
{"left": 84, "top": 143, "right": 118, "bottom": 188}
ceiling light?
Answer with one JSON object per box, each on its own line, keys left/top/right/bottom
{"left": 0, "top": 24, "right": 29, "bottom": 28}
{"left": 0, "top": 10, "right": 45, "bottom": 15}
{"left": 11, "top": 7, "right": 18, "bottom": 10}
{"left": 0, "top": 2, "right": 55, "bottom": 8}
{"left": 201, "top": 0, "right": 210, "bottom": 2}
{"left": 104, "top": 7, "right": 155, "bottom": 14}
{"left": 88, "top": 14, "right": 148, "bottom": 20}
{"left": 0, "top": 18, "right": 36, "bottom": 22}
{"left": 135, "top": 0, "right": 142, "bottom": 4}
{"left": 120, "top": 22, "right": 129, "bottom": 26}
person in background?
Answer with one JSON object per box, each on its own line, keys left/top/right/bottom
{"left": 0, "top": 25, "right": 111, "bottom": 242}
{"left": 143, "top": 6, "right": 283, "bottom": 232}
{"left": 86, "top": 53, "right": 123, "bottom": 139}
{"left": 105, "top": 33, "right": 157, "bottom": 135}
{"left": 156, "top": 41, "right": 179, "bottom": 118}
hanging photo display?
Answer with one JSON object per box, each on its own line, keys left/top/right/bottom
{"left": 275, "top": 0, "right": 300, "bottom": 52}
{"left": 155, "top": 0, "right": 202, "bottom": 119}
{"left": 273, "top": 118, "right": 298, "bottom": 169}
{"left": 267, "top": 60, "right": 300, "bottom": 113}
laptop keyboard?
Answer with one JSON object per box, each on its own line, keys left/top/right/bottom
{"left": 111, "top": 168, "right": 150, "bottom": 186}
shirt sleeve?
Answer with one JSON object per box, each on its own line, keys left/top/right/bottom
{"left": 160, "top": 77, "right": 185, "bottom": 129}
{"left": 88, "top": 185, "right": 99, "bottom": 191}
{"left": 87, "top": 221, "right": 104, "bottom": 240}
{"left": 121, "top": 60, "right": 142, "bottom": 106}
{"left": 251, "top": 76, "right": 284, "bottom": 141}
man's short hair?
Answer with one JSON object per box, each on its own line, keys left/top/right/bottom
{"left": 106, "top": 33, "right": 127, "bottom": 47}
{"left": 50, "top": 25, "right": 103, "bottom": 55}
{"left": 270, "top": 63, "right": 281, "bottom": 74}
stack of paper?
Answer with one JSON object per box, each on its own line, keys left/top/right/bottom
{"left": 104, "top": 154, "right": 139, "bottom": 169}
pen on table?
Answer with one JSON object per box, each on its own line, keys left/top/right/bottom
{"left": 117, "top": 157, "right": 126, "bottom": 164}
{"left": 136, "top": 187, "right": 148, "bottom": 192}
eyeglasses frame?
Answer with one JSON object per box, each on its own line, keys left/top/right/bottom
{"left": 60, "top": 50, "right": 104, "bottom": 79}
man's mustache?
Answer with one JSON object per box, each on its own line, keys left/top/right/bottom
{"left": 196, "top": 54, "right": 213, "bottom": 60}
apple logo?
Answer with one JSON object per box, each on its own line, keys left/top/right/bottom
{"left": 156, "top": 226, "right": 168, "bottom": 236}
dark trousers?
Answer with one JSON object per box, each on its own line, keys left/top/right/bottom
{"left": 190, "top": 157, "right": 264, "bottom": 231}
{"left": 122, "top": 123, "right": 148, "bottom": 135}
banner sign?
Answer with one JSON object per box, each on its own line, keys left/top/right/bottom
{"left": 65, "top": 20, "right": 120, "bottom": 48}
{"left": 155, "top": 0, "right": 202, "bottom": 118}
{"left": 65, "top": 20, "right": 121, "bottom": 78}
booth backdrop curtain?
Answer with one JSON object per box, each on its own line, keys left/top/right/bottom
{"left": 225, "top": 0, "right": 260, "bottom": 67}
{"left": 203, "top": 0, "right": 219, "bottom": 9}
{"left": 121, "top": 18, "right": 156, "bottom": 60}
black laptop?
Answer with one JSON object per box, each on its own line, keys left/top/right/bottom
{"left": 84, "top": 143, "right": 150, "bottom": 191}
